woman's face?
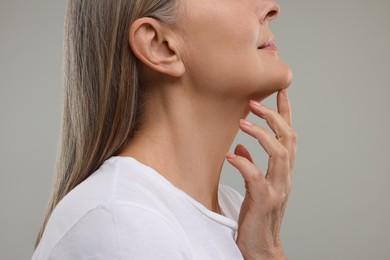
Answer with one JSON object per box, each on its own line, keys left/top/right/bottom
{"left": 176, "top": 0, "right": 292, "bottom": 100}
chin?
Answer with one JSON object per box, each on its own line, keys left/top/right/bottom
{"left": 282, "top": 67, "right": 293, "bottom": 89}
{"left": 248, "top": 66, "right": 293, "bottom": 101}
{"left": 274, "top": 61, "right": 293, "bottom": 89}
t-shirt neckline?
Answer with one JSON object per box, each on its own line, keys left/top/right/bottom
{"left": 107, "top": 155, "right": 239, "bottom": 230}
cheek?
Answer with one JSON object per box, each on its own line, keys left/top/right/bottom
{"left": 184, "top": 23, "right": 259, "bottom": 94}
{"left": 188, "top": 48, "right": 292, "bottom": 97}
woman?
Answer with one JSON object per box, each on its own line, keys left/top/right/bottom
{"left": 33, "top": 0, "right": 296, "bottom": 259}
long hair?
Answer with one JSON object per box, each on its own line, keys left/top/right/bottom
{"left": 35, "top": 0, "right": 178, "bottom": 248}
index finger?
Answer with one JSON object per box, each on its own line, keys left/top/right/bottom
{"left": 277, "top": 89, "right": 292, "bottom": 127}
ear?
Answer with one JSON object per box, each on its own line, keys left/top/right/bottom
{"left": 129, "top": 17, "right": 185, "bottom": 78}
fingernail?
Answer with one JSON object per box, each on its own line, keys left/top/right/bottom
{"left": 250, "top": 100, "right": 262, "bottom": 108}
{"left": 240, "top": 119, "right": 253, "bottom": 126}
{"left": 249, "top": 100, "right": 265, "bottom": 113}
{"left": 226, "top": 153, "right": 236, "bottom": 159}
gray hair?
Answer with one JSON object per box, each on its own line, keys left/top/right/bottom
{"left": 35, "top": 0, "right": 178, "bottom": 248}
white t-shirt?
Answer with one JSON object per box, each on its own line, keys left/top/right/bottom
{"left": 32, "top": 156, "right": 245, "bottom": 259}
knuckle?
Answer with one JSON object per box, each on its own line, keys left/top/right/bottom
{"left": 256, "top": 125, "right": 266, "bottom": 133}
{"left": 270, "top": 195, "right": 285, "bottom": 212}
{"left": 276, "top": 147, "right": 289, "bottom": 160}
{"left": 254, "top": 125, "right": 267, "bottom": 138}
{"left": 267, "top": 113, "right": 277, "bottom": 124}
{"left": 273, "top": 192, "right": 288, "bottom": 210}
{"left": 280, "top": 191, "right": 288, "bottom": 203}
{"left": 262, "top": 187, "right": 290, "bottom": 213}
{"left": 250, "top": 170, "right": 263, "bottom": 183}
{"left": 265, "top": 198, "right": 277, "bottom": 212}
{"left": 291, "top": 132, "right": 298, "bottom": 143}
{"left": 286, "top": 130, "right": 298, "bottom": 143}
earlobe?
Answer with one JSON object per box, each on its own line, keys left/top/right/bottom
{"left": 129, "top": 17, "right": 185, "bottom": 78}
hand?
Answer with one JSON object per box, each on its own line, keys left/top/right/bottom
{"left": 226, "top": 89, "right": 297, "bottom": 260}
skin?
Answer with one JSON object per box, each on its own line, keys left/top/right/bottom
{"left": 117, "top": 0, "right": 296, "bottom": 259}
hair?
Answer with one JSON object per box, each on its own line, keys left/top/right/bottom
{"left": 35, "top": 0, "right": 178, "bottom": 249}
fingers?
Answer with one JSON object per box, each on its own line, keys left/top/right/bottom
{"left": 239, "top": 119, "right": 287, "bottom": 160}
{"left": 236, "top": 120, "right": 291, "bottom": 192}
{"left": 238, "top": 119, "right": 290, "bottom": 192}
{"left": 276, "top": 89, "right": 297, "bottom": 168}
{"left": 248, "top": 100, "right": 290, "bottom": 141}
{"left": 248, "top": 93, "right": 297, "bottom": 169}
{"left": 234, "top": 144, "right": 254, "bottom": 163}
{"left": 226, "top": 91, "right": 297, "bottom": 195}
{"left": 277, "top": 89, "right": 292, "bottom": 127}
{"left": 226, "top": 153, "right": 266, "bottom": 200}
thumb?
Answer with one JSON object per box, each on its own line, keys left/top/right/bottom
{"left": 234, "top": 144, "right": 254, "bottom": 163}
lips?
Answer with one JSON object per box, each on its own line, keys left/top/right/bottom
{"left": 257, "top": 36, "right": 277, "bottom": 50}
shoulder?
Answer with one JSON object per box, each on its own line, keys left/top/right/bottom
{"left": 34, "top": 202, "right": 192, "bottom": 260}
{"left": 33, "top": 157, "right": 193, "bottom": 259}
{"left": 46, "top": 156, "right": 174, "bottom": 232}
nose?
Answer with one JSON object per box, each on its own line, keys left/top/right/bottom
{"left": 260, "top": 2, "right": 280, "bottom": 24}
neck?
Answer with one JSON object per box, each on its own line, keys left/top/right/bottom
{"left": 117, "top": 81, "right": 251, "bottom": 214}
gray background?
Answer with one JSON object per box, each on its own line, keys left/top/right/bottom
{"left": 1, "top": 0, "right": 389, "bottom": 259}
